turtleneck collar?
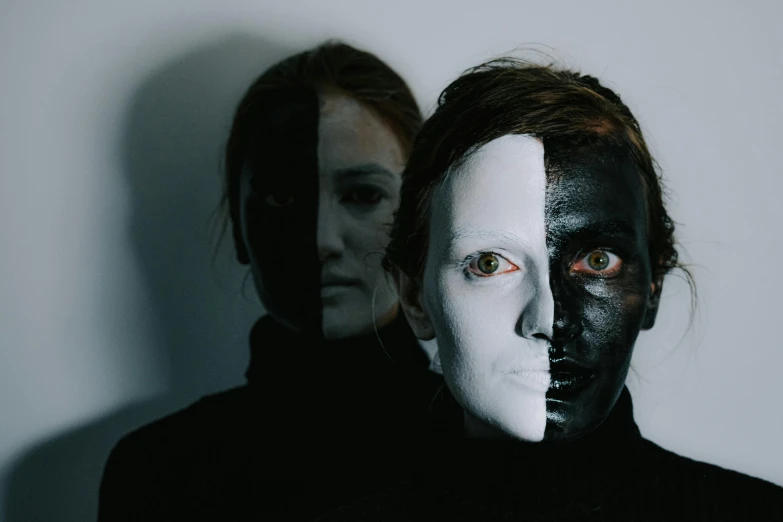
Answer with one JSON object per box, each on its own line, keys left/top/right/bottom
{"left": 423, "top": 386, "right": 644, "bottom": 482}
{"left": 297, "top": 387, "right": 650, "bottom": 521}
{"left": 244, "top": 311, "right": 430, "bottom": 385}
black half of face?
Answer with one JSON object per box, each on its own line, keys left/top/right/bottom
{"left": 543, "top": 137, "right": 657, "bottom": 442}
{"left": 237, "top": 88, "right": 322, "bottom": 335}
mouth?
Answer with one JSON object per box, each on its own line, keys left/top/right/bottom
{"left": 548, "top": 358, "right": 595, "bottom": 395}
{"left": 506, "top": 369, "right": 551, "bottom": 393}
{"left": 320, "top": 276, "right": 360, "bottom": 299}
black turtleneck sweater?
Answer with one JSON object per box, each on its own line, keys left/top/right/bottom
{"left": 98, "top": 313, "right": 444, "bottom": 521}
{"left": 316, "top": 387, "right": 783, "bottom": 521}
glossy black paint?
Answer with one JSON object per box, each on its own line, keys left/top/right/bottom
{"left": 543, "top": 137, "right": 659, "bottom": 442}
{"left": 237, "top": 89, "right": 323, "bottom": 335}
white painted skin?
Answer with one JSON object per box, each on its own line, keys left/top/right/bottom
{"left": 420, "top": 134, "right": 554, "bottom": 441}
{"left": 316, "top": 91, "right": 404, "bottom": 339}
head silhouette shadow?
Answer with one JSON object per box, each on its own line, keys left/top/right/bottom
{"left": 4, "top": 33, "right": 290, "bottom": 522}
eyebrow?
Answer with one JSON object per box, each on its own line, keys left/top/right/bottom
{"left": 449, "top": 227, "right": 529, "bottom": 247}
{"left": 449, "top": 221, "right": 638, "bottom": 249}
{"left": 332, "top": 163, "right": 399, "bottom": 182}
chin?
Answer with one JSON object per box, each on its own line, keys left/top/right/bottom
{"left": 498, "top": 415, "right": 547, "bottom": 443}
{"left": 543, "top": 408, "right": 605, "bottom": 442}
{"left": 321, "top": 325, "right": 357, "bottom": 340}
{"left": 321, "top": 311, "right": 369, "bottom": 340}
{"left": 480, "top": 389, "right": 548, "bottom": 442}
{"left": 542, "top": 423, "right": 584, "bottom": 443}
{"left": 543, "top": 381, "right": 624, "bottom": 442}
{"left": 267, "top": 310, "right": 318, "bottom": 336}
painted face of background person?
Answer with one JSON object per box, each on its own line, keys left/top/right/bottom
{"left": 238, "top": 89, "right": 404, "bottom": 339}
{"left": 316, "top": 91, "right": 404, "bottom": 339}
{"left": 403, "top": 134, "right": 661, "bottom": 442}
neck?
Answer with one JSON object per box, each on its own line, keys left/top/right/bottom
{"left": 245, "top": 307, "right": 430, "bottom": 385}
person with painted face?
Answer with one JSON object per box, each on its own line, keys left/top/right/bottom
{"left": 316, "top": 58, "right": 783, "bottom": 520}
{"left": 98, "top": 41, "right": 443, "bottom": 521}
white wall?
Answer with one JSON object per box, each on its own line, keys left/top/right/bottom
{"left": 1, "top": 0, "right": 780, "bottom": 519}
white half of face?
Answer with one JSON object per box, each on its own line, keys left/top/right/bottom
{"left": 317, "top": 92, "right": 404, "bottom": 339}
{"left": 422, "top": 134, "right": 554, "bottom": 441}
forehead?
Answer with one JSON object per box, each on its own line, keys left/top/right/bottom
{"left": 242, "top": 89, "right": 318, "bottom": 180}
{"left": 240, "top": 90, "right": 405, "bottom": 188}
{"left": 317, "top": 91, "right": 405, "bottom": 174}
{"left": 251, "top": 89, "right": 318, "bottom": 144}
{"left": 543, "top": 138, "right": 647, "bottom": 235}
{"left": 432, "top": 134, "right": 647, "bottom": 239}
{"left": 432, "top": 135, "right": 546, "bottom": 242}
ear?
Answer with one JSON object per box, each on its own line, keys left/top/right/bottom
{"left": 641, "top": 274, "right": 664, "bottom": 330}
{"left": 394, "top": 267, "right": 436, "bottom": 340}
{"left": 231, "top": 216, "right": 250, "bottom": 265}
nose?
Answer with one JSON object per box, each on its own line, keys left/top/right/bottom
{"left": 316, "top": 199, "right": 344, "bottom": 262}
{"left": 518, "top": 269, "right": 584, "bottom": 345}
{"left": 518, "top": 268, "right": 554, "bottom": 341}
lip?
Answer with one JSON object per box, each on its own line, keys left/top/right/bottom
{"left": 506, "top": 369, "right": 550, "bottom": 393}
{"left": 320, "top": 276, "right": 359, "bottom": 300}
{"left": 548, "top": 357, "right": 595, "bottom": 395}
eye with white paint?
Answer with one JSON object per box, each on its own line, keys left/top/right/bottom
{"left": 465, "top": 252, "right": 520, "bottom": 278}
{"left": 570, "top": 250, "right": 623, "bottom": 278}
{"left": 340, "top": 184, "right": 387, "bottom": 207}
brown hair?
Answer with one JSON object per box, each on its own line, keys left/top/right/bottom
{"left": 222, "top": 40, "right": 422, "bottom": 262}
{"left": 385, "top": 57, "right": 690, "bottom": 293}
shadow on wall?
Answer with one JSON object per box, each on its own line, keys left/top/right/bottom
{"left": 4, "top": 33, "right": 289, "bottom": 522}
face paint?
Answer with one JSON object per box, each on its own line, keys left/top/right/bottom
{"left": 317, "top": 92, "right": 404, "bottom": 339}
{"left": 239, "top": 89, "right": 322, "bottom": 334}
{"left": 421, "top": 135, "right": 552, "bottom": 442}
{"left": 238, "top": 90, "right": 403, "bottom": 339}
{"left": 419, "top": 134, "right": 655, "bottom": 442}
{"left": 543, "top": 137, "right": 653, "bottom": 441}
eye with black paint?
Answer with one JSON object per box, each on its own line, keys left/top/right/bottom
{"left": 570, "top": 249, "right": 623, "bottom": 278}
{"left": 466, "top": 252, "right": 520, "bottom": 278}
{"left": 263, "top": 192, "right": 296, "bottom": 208}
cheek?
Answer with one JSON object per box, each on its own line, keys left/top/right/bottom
{"left": 242, "top": 206, "right": 286, "bottom": 250}
{"left": 425, "top": 268, "right": 550, "bottom": 442}
{"left": 342, "top": 205, "right": 395, "bottom": 255}
{"left": 580, "top": 284, "right": 649, "bottom": 349}
{"left": 426, "top": 273, "right": 513, "bottom": 378}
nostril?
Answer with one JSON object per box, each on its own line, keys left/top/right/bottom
{"left": 532, "top": 332, "right": 549, "bottom": 341}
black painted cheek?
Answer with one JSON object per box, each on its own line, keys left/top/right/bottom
{"left": 240, "top": 89, "right": 322, "bottom": 335}
{"left": 543, "top": 137, "right": 653, "bottom": 442}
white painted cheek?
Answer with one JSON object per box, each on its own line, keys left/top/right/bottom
{"left": 317, "top": 193, "right": 358, "bottom": 339}
{"left": 317, "top": 116, "right": 358, "bottom": 339}
{"left": 436, "top": 274, "right": 548, "bottom": 441}
{"left": 424, "top": 134, "right": 553, "bottom": 441}
{"left": 336, "top": 188, "right": 400, "bottom": 330}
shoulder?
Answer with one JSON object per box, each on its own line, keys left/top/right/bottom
{"left": 101, "top": 386, "right": 254, "bottom": 486}
{"left": 98, "top": 387, "right": 256, "bottom": 520}
{"left": 112, "top": 386, "right": 252, "bottom": 455}
{"left": 638, "top": 438, "right": 783, "bottom": 516}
